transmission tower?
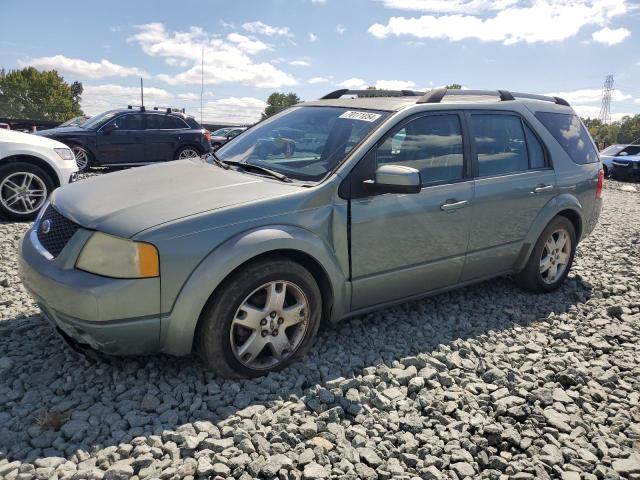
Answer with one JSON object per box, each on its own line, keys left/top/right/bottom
{"left": 598, "top": 74, "right": 614, "bottom": 124}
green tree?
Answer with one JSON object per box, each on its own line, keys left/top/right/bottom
{"left": 261, "top": 92, "right": 300, "bottom": 119}
{"left": 0, "top": 67, "right": 83, "bottom": 121}
{"left": 445, "top": 84, "right": 462, "bottom": 89}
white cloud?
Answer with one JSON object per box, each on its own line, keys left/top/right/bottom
{"left": 336, "top": 24, "right": 347, "bottom": 35}
{"left": 311, "top": 0, "right": 327, "bottom": 3}
{"left": 375, "top": 79, "right": 417, "bottom": 90}
{"left": 242, "top": 21, "right": 293, "bottom": 37}
{"left": 19, "top": 55, "right": 147, "bottom": 79}
{"left": 544, "top": 88, "right": 632, "bottom": 104}
{"left": 308, "top": 77, "right": 330, "bottom": 84}
{"left": 369, "top": 0, "right": 630, "bottom": 44}
{"left": 201, "top": 96, "right": 267, "bottom": 124}
{"left": 309, "top": 32, "right": 318, "bottom": 42}
{"left": 592, "top": 27, "right": 630, "bottom": 45}
{"left": 290, "top": 60, "right": 311, "bottom": 67}
{"left": 129, "top": 23, "right": 296, "bottom": 88}
{"left": 80, "top": 84, "right": 171, "bottom": 116}
{"left": 635, "top": 98, "right": 640, "bottom": 105}
{"left": 338, "top": 78, "right": 368, "bottom": 89}
{"left": 572, "top": 104, "right": 633, "bottom": 121}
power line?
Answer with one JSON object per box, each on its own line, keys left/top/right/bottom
{"left": 598, "top": 74, "right": 614, "bottom": 125}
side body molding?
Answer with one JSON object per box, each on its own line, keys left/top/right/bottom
{"left": 159, "top": 224, "right": 349, "bottom": 356}
{"left": 514, "top": 193, "right": 583, "bottom": 272}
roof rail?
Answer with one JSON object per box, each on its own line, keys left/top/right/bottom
{"left": 416, "top": 89, "right": 570, "bottom": 106}
{"left": 127, "top": 105, "right": 146, "bottom": 112}
{"left": 320, "top": 89, "right": 425, "bottom": 100}
{"left": 127, "top": 105, "right": 186, "bottom": 113}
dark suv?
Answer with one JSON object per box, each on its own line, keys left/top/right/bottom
{"left": 36, "top": 107, "right": 211, "bottom": 171}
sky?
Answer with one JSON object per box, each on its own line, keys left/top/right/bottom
{"left": 1, "top": 0, "right": 639, "bottom": 124}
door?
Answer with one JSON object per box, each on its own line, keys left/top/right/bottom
{"left": 96, "top": 114, "right": 146, "bottom": 165}
{"left": 349, "top": 112, "right": 474, "bottom": 310}
{"left": 144, "top": 114, "right": 188, "bottom": 162}
{"left": 461, "top": 112, "right": 557, "bottom": 281}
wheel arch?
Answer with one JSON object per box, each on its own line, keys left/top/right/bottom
{"left": 514, "top": 194, "right": 584, "bottom": 272}
{"left": 160, "top": 225, "right": 348, "bottom": 356}
{"left": 0, "top": 154, "right": 61, "bottom": 188}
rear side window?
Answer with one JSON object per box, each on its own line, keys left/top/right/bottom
{"left": 534, "top": 112, "right": 598, "bottom": 164}
{"left": 471, "top": 114, "right": 528, "bottom": 176}
{"left": 146, "top": 115, "right": 187, "bottom": 129}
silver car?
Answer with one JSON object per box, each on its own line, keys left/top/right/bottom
{"left": 19, "top": 88, "right": 604, "bottom": 378}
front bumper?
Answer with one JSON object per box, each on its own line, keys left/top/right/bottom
{"left": 611, "top": 161, "right": 640, "bottom": 178}
{"left": 18, "top": 226, "right": 161, "bottom": 355}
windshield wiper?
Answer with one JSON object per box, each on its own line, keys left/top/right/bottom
{"left": 222, "top": 160, "right": 293, "bottom": 183}
{"left": 202, "top": 152, "right": 230, "bottom": 170}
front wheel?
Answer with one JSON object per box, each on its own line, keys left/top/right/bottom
{"left": 196, "top": 258, "right": 322, "bottom": 378}
{"left": 514, "top": 216, "right": 576, "bottom": 293}
{"left": 175, "top": 146, "right": 201, "bottom": 160}
{"left": 0, "top": 162, "right": 54, "bottom": 221}
{"left": 70, "top": 145, "right": 92, "bottom": 172}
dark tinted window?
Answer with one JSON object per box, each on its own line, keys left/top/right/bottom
{"left": 376, "top": 114, "right": 464, "bottom": 185}
{"left": 472, "top": 114, "right": 528, "bottom": 176}
{"left": 621, "top": 146, "right": 640, "bottom": 156}
{"left": 146, "top": 115, "right": 187, "bottom": 129}
{"left": 113, "top": 114, "right": 145, "bottom": 130}
{"left": 534, "top": 112, "right": 598, "bottom": 164}
{"left": 524, "top": 124, "right": 546, "bottom": 169}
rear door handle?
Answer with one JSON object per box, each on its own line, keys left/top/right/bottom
{"left": 533, "top": 184, "right": 553, "bottom": 194}
{"left": 440, "top": 199, "right": 468, "bottom": 212}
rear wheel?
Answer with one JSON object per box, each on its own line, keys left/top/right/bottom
{"left": 0, "top": 162, "right": 54, "bottom": 221}
{"left": 514, "top": 216, "right": 576, "bottom": 293}
{"left": 196, "top": 258, "right": 322, "bottom": 378}
{"left": 175, "top": 146, "right": 201, "bottom": 160}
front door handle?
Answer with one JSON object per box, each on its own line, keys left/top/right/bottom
{"left": 533, "top": 184, "right": 553, "bottom": 194}
{"left": 440, "top": 199, "right": 468, "bottom": 212}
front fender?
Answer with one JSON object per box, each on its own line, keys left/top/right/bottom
{"left": 514, "top": 193, "right": 583, "bottom": 272}
{"left": 160, "top": 224, "right": 348, "bottom": 356}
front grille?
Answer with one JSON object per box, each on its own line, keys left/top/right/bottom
{"left": 36, "top": 205, "right": 81, "bottom": 258}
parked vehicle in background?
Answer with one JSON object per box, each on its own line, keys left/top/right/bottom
{"left": 19, "top": 88, "right": 603, "bottom": 378}
{"left": 600, "top": 143, "right": 640, "bottom": 177}
{"left": 34, "top": 106, "right": 211, "bottom": 171}
{"left": 57, "top": 115, "right": 90, "bottom": 128}
{"left": 210, "top": 126, "right": 247, "bottom": 149}
{"left": 0, "top": 129, "right": 77, "bottom": 220}
{"left": 0, "top": 123, "right": 10, "bottom": 130}
{"left": 610, "top": 154, "right": 640, "bottom": 180}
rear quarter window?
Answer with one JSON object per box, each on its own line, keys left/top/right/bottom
{"left": 534, "top": 112, "right": 598, "bottom": 164}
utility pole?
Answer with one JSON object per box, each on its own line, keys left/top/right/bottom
{"left": 140, "top": 77, "right": 144, "bottom": 107}
{"left": 598, "top": 74, "right": 613, "bottom": 125}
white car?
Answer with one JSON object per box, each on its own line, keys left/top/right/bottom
{"left": 599, "top": 144, "right": 640, "bottom": 177}
{"left": 0, "top": 130, "right": 78, "bottom": 221}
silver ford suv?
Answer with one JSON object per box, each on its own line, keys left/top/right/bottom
{"left": 19, "top": 88, "right": 604, "bottom": 378}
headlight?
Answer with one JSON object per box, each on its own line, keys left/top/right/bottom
{"left": 54, "top": 148, "right": 74, "bottom": 161}
{"left": 76, "top": 232, "right": 159, "bottom": 278}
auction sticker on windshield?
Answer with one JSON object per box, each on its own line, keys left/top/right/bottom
{"left": 338, "top": 111, "right": 382, "bottom": 122}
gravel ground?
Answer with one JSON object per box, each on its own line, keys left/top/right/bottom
{"left": 0, "top": 178, "right": 639, "bottom": 480}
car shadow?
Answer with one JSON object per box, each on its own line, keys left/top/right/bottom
{"left": 0, "top": 274, "right": 593, "bottom": 463}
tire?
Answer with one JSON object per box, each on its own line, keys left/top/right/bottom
{"left": 602, "top": 165, "right": 609, "bottom": 178}
{"left": 175, "top": 146, "right": 201, "bottom": 160}
{"left": 0, "top": 162, "right": 55, "bottom": 221}
{"left": 69, "top": 144, "right": 93, "bottom": 172}
{"left": 514, "top": 216, "right": 576, "bottom": 293}
{"left": 196, "top": 257, "right": 322, "bottom": 378}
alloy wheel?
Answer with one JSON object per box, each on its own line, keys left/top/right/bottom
{"left": 71, "top": 146, "right": 89, "bottom": 170}
{"left": 229, "top": 280, "right": 310, "bottom": 370}
{"left": 178, "top": 148, "right": 199, "bottom": 159}
{"left": 539, "top": 229, "right": 571, "bottom": 284}
{"left": 0, "top": 172, "right": 48, "bottom": 215}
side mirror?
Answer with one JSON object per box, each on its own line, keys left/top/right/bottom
{"left": 102, "top": 123, "right": 117, "bottom": 134}
{"left": 364, "top": 164, "right": 421, "bottom": 194}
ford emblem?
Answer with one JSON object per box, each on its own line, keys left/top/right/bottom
{"left": 41, "top": 219, "right": 51, "bottom": 234}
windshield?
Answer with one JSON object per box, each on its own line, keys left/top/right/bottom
{"left": 600, "top": 145, "right": 624, "bottom": 156}
{"left": 80, "top": 111, "right": 120, "bottom": 129}
{"left": 215, "top": 106, "right": 389, "bottom": 181}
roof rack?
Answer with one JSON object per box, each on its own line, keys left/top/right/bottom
{"left": 319, "top": 88, "right": 570, "bottom": 107}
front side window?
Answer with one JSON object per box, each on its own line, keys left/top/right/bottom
{"left": 375, "top": 114, "right": 464, "bottom": 185}
{"left": 216, "top": 106, "right": 389, "bottom": 182}
{"left": 472, "top": 114, "right": 528, "bottom": 177}
{"left": 112, "top": 114, "right": 145, "bottom": 131}
{"left": 534, "top": 112, "right": 598, "bottom": 164}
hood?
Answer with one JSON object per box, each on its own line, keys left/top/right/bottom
{"left": 613, "top": 155, "right": 640, "bottom": 163}
{"left": 36, "top": 126, "right": 88, "bottom": 137}
{"left": 50, "top": 159, "right": 300, "bottom": 237}
{"left": 0, "top": 129, "right": 70, "bottom": 149}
